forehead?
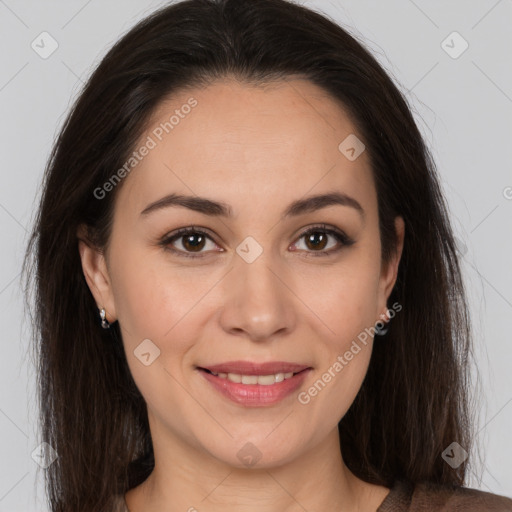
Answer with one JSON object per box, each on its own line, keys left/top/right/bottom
{"left": 117, "top": 78, "right": 375, "bottom": 220}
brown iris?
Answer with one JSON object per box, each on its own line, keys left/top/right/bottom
{"left": 182, "top": 233, "right": 206, "bottom": 252}
{"left": 304, "top": 231, "right": 328, "bottom": 251}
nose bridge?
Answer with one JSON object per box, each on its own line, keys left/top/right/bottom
{"left": 219, "top": 238, "right": 296, "bottom": 339}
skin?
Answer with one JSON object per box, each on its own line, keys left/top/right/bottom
{"left": 78, "top": 77, "right": 405, "bottom": 512}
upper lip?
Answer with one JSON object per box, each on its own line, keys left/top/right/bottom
{"left": 199, "top": 361, "right": 311, "bottom": 375}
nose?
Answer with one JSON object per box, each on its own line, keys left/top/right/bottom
{"left": 218, "top": 249, "right": 297, "bottom": 342}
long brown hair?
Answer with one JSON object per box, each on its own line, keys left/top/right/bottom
{"left": 23, "top": 0, "right": 476, "bottom": 510}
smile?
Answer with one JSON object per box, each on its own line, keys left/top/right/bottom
{"left": 198, "top": 366, "right": 311, "bottom": 406}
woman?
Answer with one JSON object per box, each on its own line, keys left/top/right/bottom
{"left": 23, "top": 0, "right": 512, "bottom": 510}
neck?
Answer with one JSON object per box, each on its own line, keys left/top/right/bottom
{"left": 125, "top": 427, "right": 388, "bottom": 512}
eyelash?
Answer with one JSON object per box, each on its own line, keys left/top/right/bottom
{"left": 159, "top": 224, "right": 355, "bottom": 259}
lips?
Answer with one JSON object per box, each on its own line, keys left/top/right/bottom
{"left": 197, "top": 360, "right": 312, "bottom": 406}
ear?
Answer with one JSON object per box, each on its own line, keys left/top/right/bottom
{"left": 77, "top": 224, "right": 117, "bottom": 323}
{"left": 376, "top": 216, "right": 405, "bottom": 321}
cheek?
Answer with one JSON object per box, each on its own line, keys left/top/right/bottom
{"left": 291, "top": 258, "right": 379, "bottom": 412}
{"left": 109, "top": 241, "right": 196, "bottom": 337}
{"left": 110, "top": 248, "right": 201, "bottom": 416}
{"left": 298, "top": 257, "right": 380, "bottom": 340}
{"left": 109, "top": 243, "right": 219, "bottom": 386}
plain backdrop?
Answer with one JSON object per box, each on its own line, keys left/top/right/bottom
{"left": 0, "top": 0, "right": 511, "bottom": 510}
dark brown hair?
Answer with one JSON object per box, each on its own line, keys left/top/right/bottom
{"left": 23, "top": 0, "right": 476, "bottom": 510}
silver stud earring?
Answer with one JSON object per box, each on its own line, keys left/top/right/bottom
{"left": 99, "top": 308, "right": 111, "bottom": 329}
{"left": 374, "top": 320, "right": 389, "bottom": 336}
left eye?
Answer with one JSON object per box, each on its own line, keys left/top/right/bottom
{"left": 294, "top": 228, "right": 344, "bottom": 252}
{"left": 291, "top": 226, "right": 352, "bottom": 256}
{"left": 160, "top": 224, "right": 354, "bottom": 259}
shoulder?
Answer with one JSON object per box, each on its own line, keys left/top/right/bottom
{"left": 412, "top": 481, "right": 512, "bottom": 511}
{"left": 378, "top": 479, "right": 512, "bottom": 511}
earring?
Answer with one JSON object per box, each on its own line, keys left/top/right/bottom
{"left": 99, "top": 307, "right": 111, "bottom": 329}
{"left": 374, "top": 321, "right": 389, "bottom": 336}
{"left": 374, "top": 309, "right": 390, "bottom": 336}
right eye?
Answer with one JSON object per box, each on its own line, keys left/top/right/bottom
{"left": 159, "top": 226, "right": 222, "bottom": 259}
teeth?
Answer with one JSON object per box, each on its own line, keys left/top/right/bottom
{"left": 209, "top": 371, "right": 295, "bottom": 385}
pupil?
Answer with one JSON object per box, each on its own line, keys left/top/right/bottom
{"left": 184, "top": 234, "right": 204, "bottom": 251}
{"left": 307, "top": 232, "right": 327, "bottom": 250}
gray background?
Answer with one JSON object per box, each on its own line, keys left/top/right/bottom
{"left": 0, "top": 0, "right": 511, "bottom": 510}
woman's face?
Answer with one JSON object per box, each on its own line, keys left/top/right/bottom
{"left": 81, "top": 78, "right": 404, "bottom": 469}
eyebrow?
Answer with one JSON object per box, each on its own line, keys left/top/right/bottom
{"left": 140, "top": 191, "right": 365, "bottom": 221}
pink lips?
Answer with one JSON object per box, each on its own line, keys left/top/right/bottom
{"left": 197, "top": 361, "right": 312, "bottom": 407}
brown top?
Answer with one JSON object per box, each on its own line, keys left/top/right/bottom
{"left": 114, "top": 478, "right": 512, "bottom": 511}
{"left": 376, "top": 479, "right": 512, "bottom": 511}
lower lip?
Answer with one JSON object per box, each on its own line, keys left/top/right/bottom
{"left": 199, "top": 368, "right": 311, "bottom": 407}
